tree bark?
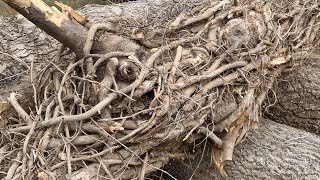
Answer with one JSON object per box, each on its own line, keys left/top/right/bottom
{"left": 3, "top": 0, "right": 89, "bottom": 56}
{"left": 3, "top": 0, "right": 144, "bottom": 58}
{"left": 266, "top": 57, "right": 320, "bottom": 135}
{"left": 0, "top": 15, "right": 59, "bottom": 126}
{"left": 163, "top": 119, "right": 320, "bottom": 180}
{"left": 0, "top": 0, "right": 319, "bottom": 179}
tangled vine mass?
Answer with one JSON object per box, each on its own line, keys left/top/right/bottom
{"left": 1, "top": 0, "right": 319, "bottom": 179}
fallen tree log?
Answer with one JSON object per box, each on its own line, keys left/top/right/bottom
{"left": 0, "top": 15, "right": 59, "bottom": 127}
{"left": 163, "top": 119, "right": 320, "bottom": 180}
{"left": 266, "top": 56, "right": 320, "bottom": 134}
{"left": 0, "top": 0, "right": 319, "bottom": 179}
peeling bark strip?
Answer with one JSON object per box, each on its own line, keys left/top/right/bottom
{"left": 4, "top": 0, "right": 88, "bottom": 56}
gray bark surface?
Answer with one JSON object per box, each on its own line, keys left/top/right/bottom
{"left": 266, "top": 58, "right": 320, "bottom": 134}
{"left": 164, "top": 119, "right": 320, "bottom": 180}
{"left": 79, "top": 0, "right": 205, "bottom": 25}
{"left": 0, "top": 16, "right": 58, "bottom": 94}
{"left": 4, "top": 0, "right": 89, "bottom": 57}
{"left": 0, "top": 16, "right": 59, "bottom": 126}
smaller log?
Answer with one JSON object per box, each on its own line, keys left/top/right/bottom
{"left": 3, "top": 0, "right": 143, "bottom": 58}
{"left": 3, "top": 0, "right": 88, "bottom": 57}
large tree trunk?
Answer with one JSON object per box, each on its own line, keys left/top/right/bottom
{"left": 266, "top": 57, "right": 320, "bottom": 135}
{"left": 163, "top": 119, "right": 320, "bottom": 180}
{"left": 0, "top": 0, "right": 319, "bottom": 179}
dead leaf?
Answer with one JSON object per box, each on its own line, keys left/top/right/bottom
{"left": 135, "top": 32, "right": 144, "bottom": 39}
{"left": 98, "top": 121, "right": 124, "bottom": 132}
{"left": 37, "top": 172, "right": 49, "bottom": 180}
{"left": 0, "top": 100, "right": 10, "bottom": 114}
{"left": 269, "top": 56, "right": 287, "bottom": 65}
{"left": 59, "top": 152, "right": 66, "bottom": 161}
{"left": 109, "top": 122, "right": 124, "bottom": 132}
{"left": 91, "top": 84, "right": 99, "bottom": 95}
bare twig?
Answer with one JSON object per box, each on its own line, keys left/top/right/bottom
{"left": 9, "top": 45, "right": 174, "bottom": 132}
{"left": 172, "top": 0, "right": 230, "bottom": 30}
{"left": 171, "top": 61, "right": 248, "bottom": 90}
{"left": 7, "top": 92, "right": 33, "bottom": 125}
{"left": 21, "top": 121, "right": 37, "bottom": 178}
{"left": 198, "top": 127, "right": 223, "bottom": 147}
{"left": 90, "top": 150, "right": 114, "bottom": 179}
{"left": 168, "top": 46, "right": 183, "bottom": 84}
{"left": 139, "top": 153, "right": 148, "bottom": 180}
{"left": 6, "top": 151, "right": 22, "bottom": 180}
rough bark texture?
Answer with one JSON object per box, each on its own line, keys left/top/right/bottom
{"left": 79, "top": 0, "right": 205, "bottom": 25}
{"left": 0, "top": 0, "right": 320, "bottom": 179}
{"left": 3, "top": 0, "right": 88, "bottom": 56}
{"left": 0, "top": 16, "right": 59, "bottom": 85}
{"left": 266, "top": 58, "right": 320, "bottom": 135}
{"left": 3, "top": 0, "right": 145, "bottom": 58}
{"left": 79, "top": 0, "right": 210, "bottom": 48}
{"left": 163, "top": 119, "right": 320, "bottom": 180}
{"left": 0, "top": 16, "right": 59, "bottom": 126}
